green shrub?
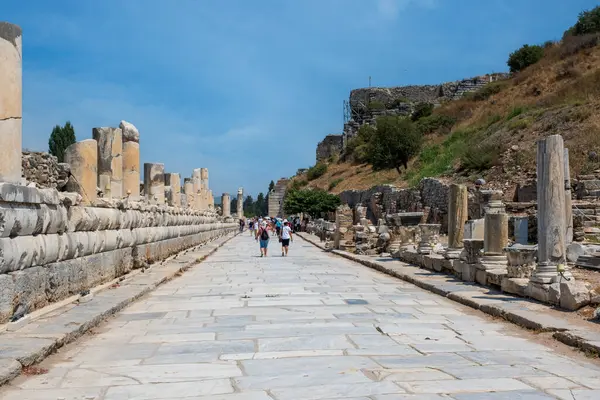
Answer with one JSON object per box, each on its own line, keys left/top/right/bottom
{"left": 572, "top": 6, "right": 600, "bottom": 36}
{"left": 507, "top": 44, "right": 544, "bottom": 73}
{"left": 508, "top": 117, "right": 532, "bottom": 131}
{"left": 367, "top": 100, "right": 386, "bottom": 111}
{"left": 289, "top": 179, "right": 308, "bottom": 190}
{"left": 416, "top": 114, "right": 456, "bottom": 134}
{"left": 328, "top": 178, "right": 343, "bottom": 190}
{"left": 486, "top": 114, "right": 503, "bottom": 127}
{"left": 391, "top": 97, "right": 410, "bottom": 108}
{"left": 411, "top": 102, "right": 434, "bottom": 121}
{"left": 368, "top": 116, "right": 423, "bottom": 173}
{"left": 306, "top": 163, "right": 328, "bottom": 181}
{"left": 465, "top": 81, "right": 508, "bottom": 101}
{"left": 345, "top": 124, "right": 375, "bottom": 163}
{"left": 461, "top": 143, "right": 499, "bottom": 172}
{"left": 507, "top": 106, "right": 526, "bottom": 120}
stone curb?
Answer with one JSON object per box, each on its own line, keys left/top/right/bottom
{"left": 297, "top": 233, "right": 600, "bottom": 355}
{"left": 0, "top": 231, "right": 239, "bottom": 386}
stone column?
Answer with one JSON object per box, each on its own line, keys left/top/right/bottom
{"left": 192, "top": 168, "right": 202, "bottom": 210}
{"left": 532, "top": 135, "right": 569, "bottom": 284}
{"left": 144, "top": 163, "right": 165, "bottom": 205}
{"left": 481, "top": 212, "right": 509, "bottom": 264}
{"left": 64, "top": 139, "right": 98, "bottom": 205}
{"left": 0, "top": 23, "right": 22, "bottom": 184}
{"left": 208, "top": 190, "right": 214, "bottom": 209}
{"left": 445, "top": 184, "right": 468, "bottom": 258}
{"left": 417, "top": 224, "right": 440, "bottom": 255}
{"left": 222, "top": 193, "right": 231, "bottom": 216}
{"left": 164, "top": 173, "right": 180, "bottom": 207}
{"left": 184, "top": 178, "right": 194, "bottom": 208}
{"left": 92, "top": 127, "right": 123, "bottom": 198}
{"left": 237, "top": 188, "right": 244, "bottom": 218}
{"left": 120, "top": 120, "right": 140, "bottom": 200}
{"left": 565, "top": 148, "right": 573, "bottom": 245}
{"left": 200, "top": 168, "right": 209, "bottom": 190}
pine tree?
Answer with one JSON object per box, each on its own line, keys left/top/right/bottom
{"left": 48, "top": 121, "right": 76, "bottom": 162}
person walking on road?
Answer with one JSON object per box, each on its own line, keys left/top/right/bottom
{"left": 239, "top": 218, "right": 245, "bottom": 232}
{"left": 256, "top": 221, "right": 271, "bottom": 257}
{"left": 248, "top": 218, "right": 255, "bottom": 237}
{"left": 280, "top": 219, "right": 293, "bottom": 257}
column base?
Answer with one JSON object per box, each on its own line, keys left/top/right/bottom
{"left": 418, "top": 243, "right": 433, "bottom": 255}
{"left": 527, "top": 280, "right": 561, "bottom": 304}
{"left": 444, "top": 247, "right": 463, "bottom": 260}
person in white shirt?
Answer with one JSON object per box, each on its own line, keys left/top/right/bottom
{"left": 280, "top": 219, "right": 293, "bottom": 257}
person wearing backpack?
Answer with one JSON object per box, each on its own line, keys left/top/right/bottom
{"left": 256, "top": 221, "right": 271, "bottom": 257}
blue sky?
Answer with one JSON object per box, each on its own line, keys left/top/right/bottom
{"left": 4, "top": 0, "right": 597, "bottom": 197}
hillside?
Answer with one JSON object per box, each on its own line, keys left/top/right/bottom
{"left": 294, "top": 32, "right": 600, "bottom": 198}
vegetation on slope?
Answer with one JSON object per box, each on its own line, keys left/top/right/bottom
{"left": 293, "top": 6, "right": 600, "bottom": 194}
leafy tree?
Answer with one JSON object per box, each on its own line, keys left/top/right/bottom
{"left": 345, "top": 124, "right": 375, "bottom": 163}
{"left": 411, "top": 102, "right": 434, "bottom": 122}
{"left": 507, "top": 44, "right": 544, "bottom": 73}
{"left": 243, "top": 195, "right": 255, "bottom": 217}
{"left": 255, "top": 192, "right": 267, "bottom": 216}
{"left": 230, "top": 197, "right": 238, "bottom": 214}
{"left": 48, "top": 121, "right": 76, "bottom": 162}
{"left": 268, "top": 180, "right": 275, "bottom": 192}
{"left": 283, "top": 189, "right": 341, "bottom": 218}
{"left": 368, "top": 116, "right": 423, "bottom": 173}
{"left": 572, "top": 6, "right": 600, "bottom": 36}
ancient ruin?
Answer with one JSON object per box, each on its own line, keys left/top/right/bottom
{"left": 0, "top": 22, "right": 237, "bottom": 324}
{"left": 268, "top": 178, "right": 289, "bottom": 217}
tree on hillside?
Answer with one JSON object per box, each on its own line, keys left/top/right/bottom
{"left": 255, "top": 192, "right": 267, "bottom": 216}
{"left": 48, "top": 121, "right": 76, "bottom": 162}
{"left": 268, "top": 180, "right": 275, "bottom": 193}
{"left": 572, "top": 6, "right": 600, "bottom": 36}
{"left": 507, "top": 44, "right": 544, "bottom": 73}
{"left": 283, "top": 189, "right": 340, "bottom": 218}
{"left": 368, "top": 116, "right": 422, "bottom": 174}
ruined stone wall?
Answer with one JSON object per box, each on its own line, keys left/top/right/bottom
{"left": 21, "top": 151, "right": 70, "bottom": 190}
{"left": 316, "top": 135, "right": 343, "bottom": 163}
{"left": 268, "top": 178, "right": 289, "bottom": 217}
{"left": 0, "top": 182, "right": 236, "bottom": 323}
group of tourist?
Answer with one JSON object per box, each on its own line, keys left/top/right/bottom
{"left": 240, "top": 216, "right": 299, "bottom": 257}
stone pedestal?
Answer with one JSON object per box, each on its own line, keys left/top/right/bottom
{"left": 445, "top": 184, "right": 468, "bottom": 259}
{"left": 144, "top": 163, "right": 165, "bottom": 205}
{"left": 164, "top": 173, "right": 180, "bottom": 207}
{"left": 222, "top": 193, "right": 231, "bottom": 216}
{"left": 121, "top": 121, "right": 140, "bottom": 200}
{"left": 64, "top": 140, "right": 98, "bottom": 205}
{"left": 92, "top": 127, "right": 123, "bottom": 199}
{"left": 476, "top": 212, "right": 509, "bottom": 286}
{"left": 237, "top": 188, "right": 244, "bottom": 218}
{"left": 0, "top": 23, "right": 23, "bottom": 184}
{"left": 479, "top": 190, "right": 505, "bottom": 216}
{"left": 458, "top": 239, "right": 484, "bottom": 282}
{"left": 531, "top": 135, "right": 570, "bottom": 284}
{"left": 184, "top": 178, "right": 194, "bottom": 208}
{"left": 418, "top": 224, "right": 440, "bottom": 255}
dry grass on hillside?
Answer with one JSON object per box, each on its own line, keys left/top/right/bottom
{"left": 298, "top": 39, "right": 600, "bottom": 194}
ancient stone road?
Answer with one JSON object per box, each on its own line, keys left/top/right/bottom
{"left": 3, "top": 235, "right": 600, "bottom": 399}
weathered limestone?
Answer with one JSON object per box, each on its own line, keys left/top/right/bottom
{"left": 184, "top": 178, "right": 194, "bottom": 208}
{"left": 565, "top": 148, "right": 573, "bottom": 245}
{"left": 501, "top": 246, "right": 537, "bottom": 297}
{"left": 445, "top": 184, "right": 468, "bottom": 259}
{"left": 222, "top": 193, "right": 231, "bottom": 216}
{"left": 531, "top": 135, "right": 569, "bottom": 285}
{"left": 334, "top": 204, "right": 353, "bottom": 250}
{"left": 201, "top": 168, "right": 209, "bottom": 190}
{"left": 464, "top": 219, "right": 484, "bottom": 240}
{"left": 476, "top": 212, "right": 509, "bottom": 286}
{"left": 237, "top": 188, "right": 244, "bottom": 218}
{"left": 64, "top": 140, "right": 98, "bottom": 205}
{"left": 192, "top": 168, "right": 202, "bottom": 210}
{"left": 92, "top": 127, "right": 123, "bottom": 198}
{"left": 208, "top": 190, "right": 214, "bottom": 209}
{"left": 0, "top": 23, "right": 23, "bottom": 184}
{"left": 121, "top": 121, "right": 140, "bottom": 200}
{"left": 417, "top": 224, "right": 440, "bottom": 255}
{"left": 458, "top": 239, "right": 484, "bottom": 282}
{"left": 164, "top": 173, "right": 181, "bottom": 207}
{"left": 144, "top": 163, "right": 165, "bottom": 205}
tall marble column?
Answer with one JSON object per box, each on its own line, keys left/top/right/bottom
{"left": 92, "top": 127, "right": 123, "bottom": 198}
{"left": 531, "top": 135, "right": 569, "bottom": 284}
{"left": 192, "top": 168, "right": 202, "bottom": 210}
{"left": 64, "top": 140, "right": 98, "bottom": 205}
{"left": 144, "top": 163, "right": 165, "bottom": 205}
{"left": 184, "top": 178, "right": 194, "bottom": 208}
{"left": 120, "top": 120, "right": 140, "bottom": 200}
{"left": 237, "top": 188, "right": 244, "bottom": 218}
{"left": 445, "top": 184, "right": 468, "bottom": 258}
{"left": 222, "top": 193, "right": 231, "bottom": 216}
{"left": 0, "top": 23, "right": 22, "bottom": 184}
{"left": 164, "top": 173, "right": 180, "bottom": 207}
{"left": 564, "top": 148, "right": 573, "bottom": 245}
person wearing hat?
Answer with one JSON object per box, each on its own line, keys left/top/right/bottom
{"left": 280, "top": 219, "right": 293, "bottom": 257}
{"left": 256, "top": 221, "right": 271, "bottom": 257}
